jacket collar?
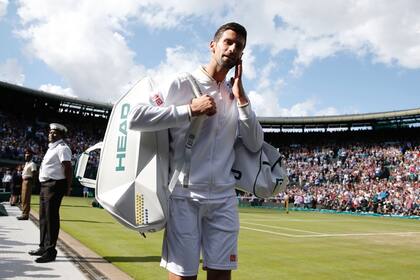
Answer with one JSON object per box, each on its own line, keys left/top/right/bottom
{"left": 48, "top": 139, "right": 64, "bottom": 149}
{"left": 194, "top": 66, "right": 228, "bottom": 89}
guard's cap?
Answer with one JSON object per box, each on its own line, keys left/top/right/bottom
{"left": 49, "top": 123, "right": 68, "bottom": 133}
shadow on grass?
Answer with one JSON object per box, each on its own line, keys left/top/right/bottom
{"left": 31, "top": 203, "right": 93, "bottom": 208}
{"left": 104, "top": 256, "right": 161, "bottom": 263}
{"left": 55, "top": 256, "right": 108, "bottom": 263}
{"left": 60, "top": 204, "right": 92, "bottom": 208}
{"left": 61, "top": 219, "right": 113, "bottom": 224}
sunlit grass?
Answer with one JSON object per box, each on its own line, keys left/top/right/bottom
{"left": 31, "top": 196, "right": 420, "bottom": 280}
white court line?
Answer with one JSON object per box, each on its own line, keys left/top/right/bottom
{"left": 241, "top": 221, "right": 324, "bottom": 235}
{"left": 241, "top": 218, "right": 420, "bottom": 227}
{"left": 240, "top": 226, "right": 420, "bottom": 238}
{"left": 240, "top": 226, "right": 296, "bottom": 237}
{"left": 241, "top": 218, "right": 357, "bottom": 222}
{"left": 296, "top": 232, "right": 420, "bottom": 238}
{"left": 240, "top": 212, "right": 420, "bottom": 227}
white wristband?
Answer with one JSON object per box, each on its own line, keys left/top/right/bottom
{"left": 237, "top": 102, "right": 249, "bottom": 108}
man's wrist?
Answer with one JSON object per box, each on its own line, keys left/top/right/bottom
{"left": 237, "top": 101, "right": 249, "bottom": 108}
{"left": 237, "top": 96, "right": 249, "bottom": 107}
{"left": 236, "top": 96, "right": 248, "bottom": 106}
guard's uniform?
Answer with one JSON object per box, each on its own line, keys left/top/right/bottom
{"left": 38, "top": 139, "right": 72, "bottom": 255}
{"left": 129, "top": 66, "right": 263, "bottom": 276}
{"left": 20, "top": 160, "right": 37, "bottom": 218}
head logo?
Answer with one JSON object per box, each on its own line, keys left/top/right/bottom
{"left": 115, "top": 103, "right": 130, "bottom": 171}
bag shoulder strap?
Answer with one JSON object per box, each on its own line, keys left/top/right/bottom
{"left": 168, "top": 73, "right": 204, "bottom": 192}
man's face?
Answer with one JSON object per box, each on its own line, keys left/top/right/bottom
{"left": 24, "top": 153, "right": 32, "bottom": 161}
{"left": 48, "top": 129, "right": 61, "bottom": 143}
{"left": 211, "top": 29, "right": 246, "bottom": 70}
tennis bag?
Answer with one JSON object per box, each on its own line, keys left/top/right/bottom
{"left": 75, "top": 142, "right": 103, "bottom": 189}
{"left": 232, "top": 140, "right": 289, "bottom": 198}
{"left": 77, "top": 77, "right": 170, "bottom": 234}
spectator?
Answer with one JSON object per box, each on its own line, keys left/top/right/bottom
{"left": 238, "top": 142, "right": 419, "bottom": 217}
{"left": 2, "top": 169, "right": 13, "bottom": 192}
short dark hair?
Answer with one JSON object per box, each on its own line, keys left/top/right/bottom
{"left": 213, "top": 22, "right": 247, "bottom": 45}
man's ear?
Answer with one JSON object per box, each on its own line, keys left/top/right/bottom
{"left": 210, "top": 40, "right": 216, "bottom": 53}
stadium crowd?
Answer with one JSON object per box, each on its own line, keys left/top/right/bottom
{"left": 1, "top": 109, "right": 419, "bottom": 217}
{"left": 0, "top": 112, "right": 104, "bottom": 164}
{"left": 240, "top": 142, "right": 419, "bottom": 217}
{"left": 0, "top": 111, "right": 103, "bottom": 195}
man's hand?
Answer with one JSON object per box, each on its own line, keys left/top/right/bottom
{"left": 190, "top": 95, "right": 217, "bottom": 116}
{"left": 230, "top": 59, "right": 248, "bottom": 106}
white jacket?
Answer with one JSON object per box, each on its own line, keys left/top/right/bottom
{"left": 128, "top": 66, "right": 263, "bottom": 199}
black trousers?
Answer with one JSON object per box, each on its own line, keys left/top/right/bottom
{"left": 39, "top": 179, "right": 66, "bottom": 254}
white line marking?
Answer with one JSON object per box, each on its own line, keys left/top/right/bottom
{"left": 241, "top": 221, "right": 323, "bottom": 235}
{"left": 240, "top": 226, "right": 296, "bottom": 237}
{"left": 240, "top": 226, "right": 420, "bottom": 238}
{"left": 240, "top": 212, "right": 420, "bottom": 228}
{"left": 294, "top": 232, "right": 420, "bottom": 238}
{"left": 241, "top": 218, "right": 420, "bottom": 228}
{"left": 241, "top": 218, "right": 353, "bottom": 222}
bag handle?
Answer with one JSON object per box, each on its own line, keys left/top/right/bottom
{"left": 168, "top": 73, "right": 204, "bottom": 192}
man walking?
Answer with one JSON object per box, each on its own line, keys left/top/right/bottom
{"left": 129, "top": 22, "right": 263, "bottom": 280}
{"left": 17, "top": 149, "right": 37, "bottom": 220}
{"left": 29, "top": 123, "right": 72, "bottom": 263}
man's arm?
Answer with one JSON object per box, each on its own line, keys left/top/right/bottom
{"left": 238, "top": 106, "right": 264, "bottom": 152}
{"left": 30, "top": 163, "right": 38, "bottom": 180}
{"left": 128, "top": 77, "right": 191, "bottom": 132}
{"left": 62, "top": 161, "right": 72, "bottom": 195}
{"left": 230, "top": 58, "right": 248, "bottom": 106}
{"left": 231, "top": 59, "right": 264, "bottom": 152}
{"left": 128, "top": 76, "right": 216, "bottom": 132}
{"left": 128, "top": 103, "right": 190, "bottom": 132}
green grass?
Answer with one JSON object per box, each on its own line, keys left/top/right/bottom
{"left": 31, "top": 196, "right": 420, "bottom": 280}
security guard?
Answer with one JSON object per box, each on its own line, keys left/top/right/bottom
{"left": 17, "top": 149, "right": 37, "bottom": 220}
{"left": 28, "top": 123, "right": 73, "bottom": 263}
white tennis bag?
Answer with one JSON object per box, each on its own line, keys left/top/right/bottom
{"left": 75, "top": 142, "right": 103, "bottom": 189}
{"left": 232, "top": 140, "right": 289, "bottom": 198}
{"left": 76, "top": 77, "right": 170, "bottom": 234}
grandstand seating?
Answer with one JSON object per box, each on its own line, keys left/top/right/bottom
{"left": 1, "top": 81, "right": 418, "bottom": 216}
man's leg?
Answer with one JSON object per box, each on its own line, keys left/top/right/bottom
{"left": 169, "top": 272, "right": 197, "bottom": 280}
{"left": 35, "top": 181, "right": 65, "bottom": 262}
{"left": 38, "top": 185, "right": 48, "bottom": 249}
{"left": 160, "top": 197, "right": 201, "bottom": 278}
{"left": 207, "top": 269, "right": 231, "bottom": 280}
{"left": 44, "top": 180, "right": 65, "bottom": 254}
{"left": 21, "top": 180, "right": 32, "bottom": 217}
{"left": 202, "top": 197, "right": 239, "bottom": 279}
{"left": 29, "top": 185, "right": 47, "bottom": 256}
{"left": 9, "top": 184, "right": 17, "bottom": 206}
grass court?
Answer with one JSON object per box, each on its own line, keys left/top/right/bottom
{"left": 31, "top": 196, "right": 420, "bottom": 280}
